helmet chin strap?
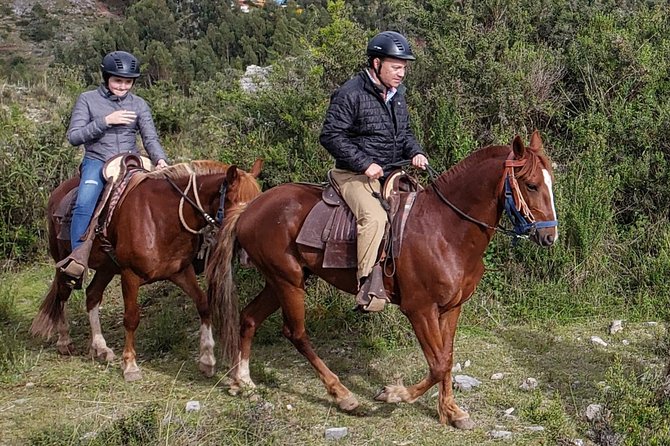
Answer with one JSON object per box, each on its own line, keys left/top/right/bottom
{"left": 372, "top": 58, "right": 392, "bottom": 91}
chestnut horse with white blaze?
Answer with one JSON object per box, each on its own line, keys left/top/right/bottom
{"left": 207, "top": 131, "right": 557, "bottom": 428}
{"left": 32, "top": 159, "right": 263, "bottom": 381}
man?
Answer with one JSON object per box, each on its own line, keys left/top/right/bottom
{"left": 320, "top": 31, "right": 428, "bottom": 311}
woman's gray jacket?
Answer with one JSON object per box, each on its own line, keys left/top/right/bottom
{"left": 66, "top": 85, "right": 168, "bottom": 164}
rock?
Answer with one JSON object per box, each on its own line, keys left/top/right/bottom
{"left": 609, "top": 320, "right": 623, "bottom": 334}
{"left": 520, "top": 377, "right": 538, "bottom": 391}
{"left": 488, "top": 430, "right": 512, "bottom": 440}
{"left": 464, "top": 360, "right": 471, "bottom": 368}
{"left": 325, "top": 427, "right": 348, "bottom": 440}
{"left": 504, "top": 407, "right": 515, "bottom": 415}
{"left": 286, "top": 404, "right": 293, "bottom": 410}
{"left": 571, "top": 440, "right": 584, "bottom": 446}
{"left": 622, "top": 339, "right": 630, "bottom": 345}
{"left": 185, "top": 400, "right": 201, "bottom": 412}
{"left": 590, "top": 336, "right": 608, "bottom": 347}
{"left": 452, "top": 362, "right": 462, "bottom": 373}
{"left": 585, "top": 403, "right": 603, "bottom": 422}
{"left": 453, "top": 375, "right": 482, "bottom": 391}
{"left": 645, "top": 321, "right": 658, "bottom": 326}
{"left": 526, "top": 425, "right": 545, "bottom": 432}
{"left": 491, "top": 372, "right": 505, "bottom": 380}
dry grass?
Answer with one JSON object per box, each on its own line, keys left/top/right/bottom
{"left": 1, "top": 263, "right": 667, "bottom": 445}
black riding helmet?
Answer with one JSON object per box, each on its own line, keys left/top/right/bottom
{"left": 366, "top": 31, "right": 416, "bottom": 62}
{"left": 100, "top": 51, "right": 140, "bottom": 83}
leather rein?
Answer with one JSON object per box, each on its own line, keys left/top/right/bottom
{"left": 164, "top": 172, "right": 227, "bottom": 233}
{"left": 388, "top": 153, "right": 557, "bottom": 240}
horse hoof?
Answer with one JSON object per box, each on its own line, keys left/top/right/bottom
{"left": 452, "top": 417, "right": 475, "bottom": 430}
{"left": 199, "top": 362, "right": 216, "bottom": 378}
{"left": 374, "top": 386, "right": 402, "bottom": 403}
{"left": 57, "top": 343, "right": 76, "bottom": 356}
{"left": 124, "top": 370, "right": 142, "bottom": 382}
{"left": 338, "top": 394, "right": 359, "bottom": 412}
{"left": 90, "top": 347, "right": 115, "bottom": 362}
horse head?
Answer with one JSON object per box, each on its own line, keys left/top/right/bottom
{"left": 224, "top": 158, "right": 264, "bottom": 210}
{"left": 505, "top": 130, "right": 558, "bottom": 246}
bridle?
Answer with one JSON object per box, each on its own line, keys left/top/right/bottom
{"left": 164, "top": 170, "right": 228, "bottom": 234}
{"left": 390, "top": 152, "right": 558, "bottom": 240}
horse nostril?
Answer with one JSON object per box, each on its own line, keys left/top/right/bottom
{"left": 545, "top": 234, "right": 555, "bottom": 246}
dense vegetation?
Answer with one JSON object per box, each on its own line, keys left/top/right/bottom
{"left": 2, "top": 0, "right": 670, "bottom": 443}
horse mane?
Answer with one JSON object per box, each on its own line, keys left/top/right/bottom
{"left": 143, "top": 160, "right": 231, "bottom": 181}
{"left": 434, "top": 142, "right": 552, "bottom": 189}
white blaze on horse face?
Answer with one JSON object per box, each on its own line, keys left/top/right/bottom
{"left": 542, "top": 169, "right": 559, "bottom": 241}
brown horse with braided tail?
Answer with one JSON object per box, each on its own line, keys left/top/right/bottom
{"left": 208, "top": 131, "right": 557, "bottom": 428}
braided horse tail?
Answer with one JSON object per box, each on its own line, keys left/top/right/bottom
{"left": 206, "top": 204, "right": 247, "bottom": 365}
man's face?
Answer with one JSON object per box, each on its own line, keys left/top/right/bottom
{"left": 108, "top": 76, "right": 135, "bottom": 96}
{"left": 374, "top": 57, "right": 408, "bottom": 89}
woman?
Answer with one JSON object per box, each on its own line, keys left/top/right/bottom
{"left": 62, "top": 50, "right": 168, "bottom": 281}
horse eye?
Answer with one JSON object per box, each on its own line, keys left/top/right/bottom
{"left": 527, "top": 183, "right": 538, "bottom": 192}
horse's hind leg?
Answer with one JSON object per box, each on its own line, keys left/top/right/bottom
{"left": 120, "top": 269, "right": 143, "bottom": 382}
{"left": 231, "top": 285, "right": 281, "bottom": 392}
{"left": 86, "top": 269, "right": 116, "bottom": 362}
{"left": 170, "top": 266, "right": 216, "bottom": 377}
{"left": 31, "top": 272, "right": 75, "bottom": 355}
{"left": 274, "top": 280, "right": 359, "bottom": 412}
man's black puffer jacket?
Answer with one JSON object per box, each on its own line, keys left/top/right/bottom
{"left": 320, "top": 71, "right": 425, "bottom": 174}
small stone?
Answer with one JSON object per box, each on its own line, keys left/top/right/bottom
{"left": 585, "top": 403, "right": 603, "bottom": 422}
{"left": 452, "top": 362, "right": 462, "bottom": 373}
{"left": 622, "top": 339, "right": 630, "bottom": 345}
{"left": 526, "top": 425, "right": 545, "bottom": 432}
{"left": 520, "top": 377, "right": 538, "bottom": 391}
{"left": 488, "top": 430, "right": 512, "bottom": 440}
{"left": 504, "top": 407, "right": 515, "bottom": 415}
{"left": 645, "top": 321, "right": 658, "bottom": 326}
{"left": 325, "top": 427, "right": 348, "bottom": 440}
{"left": 25, "top": 382, "right": 35, "bottom": 388}
{"left": 464, "top": 360, "right": 471, "bottom": 368}
{"left": 609, "top": 320, "right": 623, "bottom": 334}
{"left": 491, "top": 372, "right": 505, "bottom": 380}
{"left": 590, "top": 336, "right": 608, "bottom": 347}
{"left": 185, "top": 400, "right": 201, "bottom": 412}
{"left": 453, "top": 375, "right": 482, "bottom": 391}
{"left": 286, "top": 404, "right": 293, "bottom": 410}
{"left": 572, "top": 440, "right": 584, "bottom": 446}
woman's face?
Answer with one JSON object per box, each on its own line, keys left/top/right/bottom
{"left": 107, "top": 76, "right": 135, "bottom": 96}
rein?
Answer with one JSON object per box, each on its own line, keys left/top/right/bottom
{"left": 164, "top": 172, "right": 224, "bottom": 234}
{"left": 387, "top": 153, "right": 557, "bottom": 240}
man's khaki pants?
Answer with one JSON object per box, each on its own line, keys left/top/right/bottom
{"left": 330, "top": 168, "right": 387, "bottom": 281}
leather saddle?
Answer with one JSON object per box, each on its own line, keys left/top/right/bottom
{"left": 296, "top": 170, "right": 422, "bottom": 269}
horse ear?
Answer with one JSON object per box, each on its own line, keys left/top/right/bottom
{"left": 226, "top": 165, "right": 239, "bottom": 184}
{"left": 529, "top": 129, "right": 544, "bottom": 152}
{"left": 512, "top": 134, "right": 525, "bottom": 159}
{"left": 250, "top": 158, "right": 264, "bottom": 178}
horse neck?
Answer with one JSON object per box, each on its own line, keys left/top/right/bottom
{"left": 427, "top": 148, "right": 508, "bottom": 233}
{"left": 167, "top": 173, "right": 224, "bottom": 214}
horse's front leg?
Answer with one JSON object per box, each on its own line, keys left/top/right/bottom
{"left": 120, "top": 269, "right": 143, "bottom": 381}
{"left": 375, "top": 306, "right": 473, "bottom": 429}
{"left": 170, "top": 266, "right": 216, "bottom": 377}
{"left": 86, "top": 269, "right": 116, "bottom": 362}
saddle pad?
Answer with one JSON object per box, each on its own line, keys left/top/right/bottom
{"left": 296, "top": 201, "right": 357, "bottom": 268}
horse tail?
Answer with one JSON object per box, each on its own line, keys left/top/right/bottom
{"left": 206, "top": 204, "right": 246, "bottom": 365}
{"left": 31, "top": 274, "right": 69, "bottom": 338}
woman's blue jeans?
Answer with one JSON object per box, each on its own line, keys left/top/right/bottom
{"left": 70, "top": 157, "right": 106, "bottom": 250}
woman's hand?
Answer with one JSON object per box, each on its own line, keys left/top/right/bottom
{"left": 105, "top": 110, "right": 137, "bottom": 126}
{"left": 156, "top": 159, "right": 168, "bottom": 170}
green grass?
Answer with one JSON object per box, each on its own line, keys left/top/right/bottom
{"left": 1, "top": 264, "right": 669, "bottom": 445}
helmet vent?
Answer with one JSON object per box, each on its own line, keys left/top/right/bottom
{"left": 392, "top": 38, "right": 406, "bottom": 52}
{"left": 113, "top": 57, "right": 124, "bottom": 70}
